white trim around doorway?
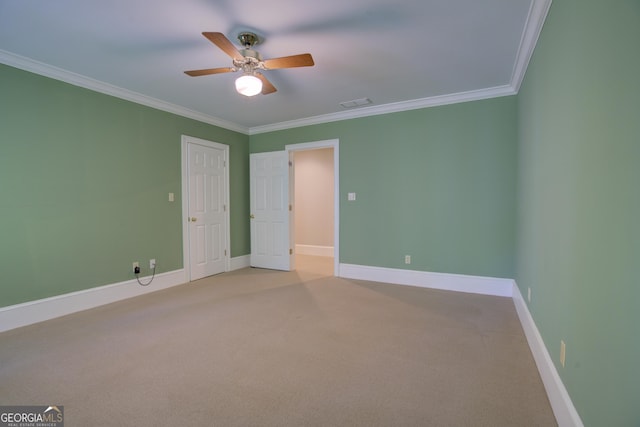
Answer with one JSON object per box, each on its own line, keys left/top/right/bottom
{"left": 286, "top": 139, "right": 340, "bottom": 276}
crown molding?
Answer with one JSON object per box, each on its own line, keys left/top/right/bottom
{"left": 510, "top": 0, "right": 553, "bottom": 92}
{"left": 249, "top": 0, "right": 551, "bottom": 135}
{"left": 0, "top": 49, "right": 249, "bottom": 135}
{"left": 249, "top": 85, "right": 516, "bottom": 135}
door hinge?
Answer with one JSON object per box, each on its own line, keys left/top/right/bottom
{"left": 289, "top": 204, "right": 292, "bottom": 211}
{"left": 224, "top": 249, "right": 227, "bottom": 256}
{"left": 289, "top": 161, "right": 293, "bottom": 167}
{"left": 289, "top": 249, "right": 293, "bottom": 255}
{"left": 224, "top": 204, "right": 227, "bottom": 212}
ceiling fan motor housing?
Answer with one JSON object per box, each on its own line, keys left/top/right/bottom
{"left": 235, "top": 33, "right": 263, "bottom": 72}
{"left": 234, "top": 49, "right": 263, "bottom": 72}
{"left": 241, "top": 49, "right": 262, "bottom": 61}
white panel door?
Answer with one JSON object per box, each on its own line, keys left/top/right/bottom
{"left": 188, "top": 143, "right": 227, "bottom": 280}
{"left": 250, "top": 151, "right": 291, "bottom": 270}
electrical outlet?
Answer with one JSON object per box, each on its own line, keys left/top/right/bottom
{"left": 560, "top": 340, "right": 566, "bottom": 368}
{"left": 527, "top": 287, "right": 531, "bottom": 303}
{"left": 150, "top": 259, "right": 156, "bottom": 269}
{"left": 133, "top": 262, "right": 140, "bottom": 274}
{"left": 404, "top": 255, "right": 411, "bottom": 264}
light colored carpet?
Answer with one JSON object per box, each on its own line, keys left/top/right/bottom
{"left": 0, "top": 256, "right": 556, "bottom": 426}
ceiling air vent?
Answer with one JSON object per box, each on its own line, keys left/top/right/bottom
{"left": 339, "top": 98, "right": 372, "bottom": 109}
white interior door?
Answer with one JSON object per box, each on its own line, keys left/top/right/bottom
{"left": 187, "top": 141, "right": 228, "bottom": 280}
{"left": 250, "top": 151, "right": 292, "bottom": 271}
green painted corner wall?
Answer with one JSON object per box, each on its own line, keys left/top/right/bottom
{"left": 251, "top": 96, "right": 518, "bottom": 279}
{"left": 516, "top": 0, "right": 640, "bottom": 425}
{"left": 0, "top": 64, "right": 250, "bottom": 307}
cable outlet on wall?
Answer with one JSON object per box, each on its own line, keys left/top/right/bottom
{"left": 150, "top": 259, "right": 156, "bottom": 269}
{"left": 132, "top": 262, "right": 140, "bottom": 274}
{"left": 404, "top": 255, "right": 411, "bottom": 264}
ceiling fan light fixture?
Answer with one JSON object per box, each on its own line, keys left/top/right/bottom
{"left": 235, "top": 73, "right": 262, "bottom": 96}
{"left": 185, "top": 32, "right": 314, "bottom": 97}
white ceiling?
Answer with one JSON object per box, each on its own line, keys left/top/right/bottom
{"left": 0, "top": 0, "right": 550, "bottom": 134}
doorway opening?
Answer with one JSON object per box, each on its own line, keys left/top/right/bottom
{"left": 286, "top": 139, "right": 339, "bottom": 276}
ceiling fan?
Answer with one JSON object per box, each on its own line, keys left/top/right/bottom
{"left": 184, "top": 32, "right": 315, "bottom": 96}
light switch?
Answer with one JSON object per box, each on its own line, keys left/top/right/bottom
{"left": 168, "top": 192, "right": 175, "bottom": 202}
{"left": 348, "top": 192, "right": 357, "bottom": 201}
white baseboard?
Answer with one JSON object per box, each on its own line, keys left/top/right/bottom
{"left": 338, "top": 263, "right": 582, "bottom": 425}
{"left": 338, "top": 263, "right": 514, "bottom": 297}
{"left": 295, "top": 244, "right": 334, "bottom": 257}
{"left": 0, "top": 255, "right": 252, "bottom": 333}
{"left": 0, "top": 269, "right": 186, "bottom": 333}
{"left": 512, "top": 283, "right": 583, "bottom": 427}
{"left": 230, "top": 255, "right": 250, "bottom": 271}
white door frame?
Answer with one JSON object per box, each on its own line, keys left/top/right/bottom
{"left": 181, "top": 135, "right": 231, "bottom": 280}
{"left": 285, "top": 139, "right": 339, "bottom": 276}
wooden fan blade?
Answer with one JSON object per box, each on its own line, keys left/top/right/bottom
{"left": 263, "top": 53, "right": 314, "bottom": 70}
{"left": 184, "top": 67, "right": 235, "bottom": 77}
{"left": 256, "top": 73, "right": 277, "bottom": 95}
{"left": 202, "top": 32, "right": 243, "bottom": 61}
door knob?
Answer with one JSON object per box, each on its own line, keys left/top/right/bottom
{"left": 250, "top": 214, "right": 255, "bottom": 219}
{"left": 190, "top": 217, "right": 197, "bottom": 222}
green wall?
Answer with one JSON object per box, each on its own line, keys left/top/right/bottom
{"left": 0, "top": 64, "right": 250, "bottom": 307}
{"left": 516, "top": 0, "right": 640, "bottom": 425}
{"left": 251, "top": 97, "right": 518, "bottom": 279}
{"left": 1, "top": 63, "right": 517, "bottom": 307}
